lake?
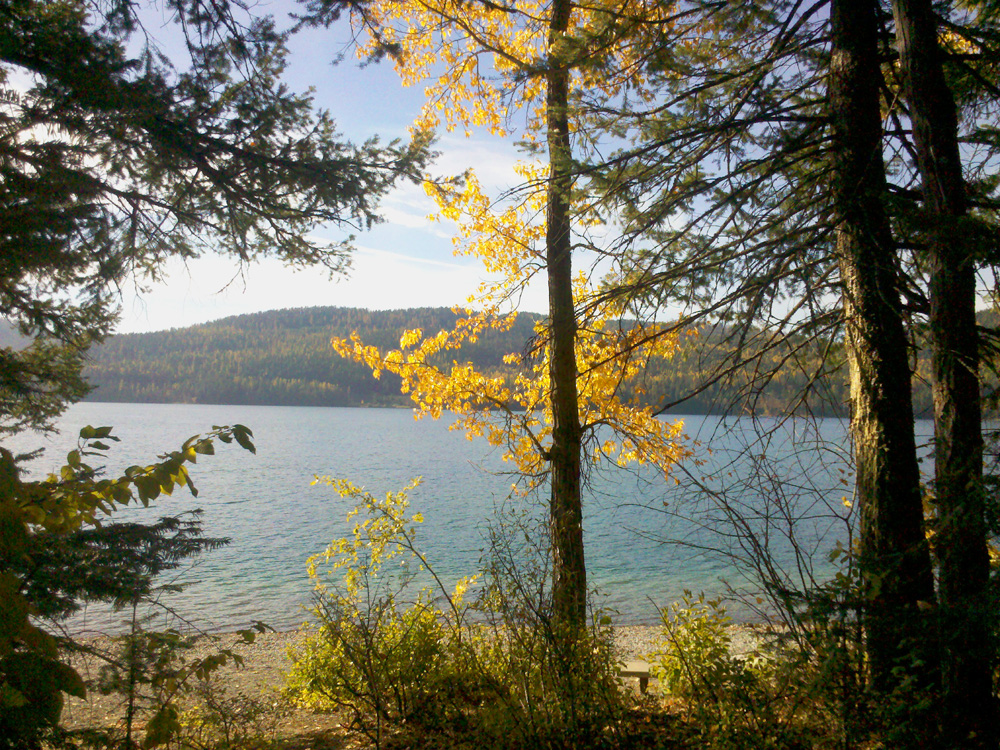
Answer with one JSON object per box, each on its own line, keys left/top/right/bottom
{"left": 10, "top": 402, "right": 923, "bottom": 634}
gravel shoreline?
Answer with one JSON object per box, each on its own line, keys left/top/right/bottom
{"left": 60, "top": 624, "right": 768, "bottom": 732}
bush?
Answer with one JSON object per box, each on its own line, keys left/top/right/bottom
{"left": 288, "top": 591, "right": 479, "bottom": 736}
{"left": 649, "top": 593, "right": 746, "bottom": 701}
{"left": 647, "top": 592, "right": 832, "bottom": 750}
{"left": 61, "top": 618, "right": 272, "bottom": 749}
{"left": 467, "top": 506, "right": 626, "bottom": 748}
{"left": 1, "top": 425, "right": 255, "bottom": 747}
{"left": 177, "top": 680, "right": 290, "bottom": 750}
{"left": 469, "top": 614, "right": 624, "bottom": 749}
{"left": 287, "top": 478, "right": 482, "bottom": 747}
{"left": 286, "top": 478, "right": 626, "bottom": 750}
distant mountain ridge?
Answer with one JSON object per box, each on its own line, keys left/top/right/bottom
{"left": 83, "top": 307, "right": 546, "bottom": 409}
{"left": 82, "top": 305, "right": 869, "bottom": 415}
{"left": 39, "top": 305, "right": 1000, "bottom": 416}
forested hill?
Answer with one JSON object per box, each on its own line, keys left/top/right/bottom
{"left": 83, "top": 307, "right": 545, "bottom": 409}
{"left": 82, "top": 306, "right": 862, "bottom": 415}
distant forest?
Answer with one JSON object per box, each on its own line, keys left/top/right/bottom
{"left": 81, "top": 305, "right": 945, "bottom": 417}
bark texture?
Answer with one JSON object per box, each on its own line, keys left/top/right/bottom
{"left": 545, "top": 0, "right": 586, "bottom": 635}
{"left": 890, "top": 0, "right": 996, "bottom": 744}
{"left": 829, "top": 0, "right": 938, "bottom": 725}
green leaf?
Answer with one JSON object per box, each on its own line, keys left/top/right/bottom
{"left": 233, "top": 425, "right": 256, "bottom": 454}
{"left": 237, "top": 621, "right": 273, "bottom": 643}
{"left": 112, "top": 484, "right": 132, "bottom": 503}
{"left": 194, "top": 441, "right": 215, "bottom": 456}
{"left": 0, "top": 574, "right": 30, "bottom": 639}
{"left": 51, "top": 661, "right": 86, "bottom": 699}
{"left": 135, "top": 476, "right": 161, "bottom": 502}
{"left": 0, "top": 682, "right": 28, "bottom": 710}
{"left": 0, "top": 505, "right": 29, "bottom": 558}
{"left": 143, "top": 705, "right": 181, "bottom": 748}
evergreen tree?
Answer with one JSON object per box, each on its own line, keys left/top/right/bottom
{"left": 829, "top": 1, "right": 937, "bottom": 741}
{"left": 0, "top": 0, "right": 429, "bottom": 434}
{"left": 889, "top": 0, "right": 998, "bottom": 742}
{"left": 583, "top": 0, "right": 999, "bottom": 743}
{"left": 1, "top": 1, "right": 429, "bottom": 742}
{"left": 0, "top": 424, "right": 256, "bottom": 745}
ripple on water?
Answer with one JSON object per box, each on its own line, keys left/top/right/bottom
{"left": 4, "top": 403, "right": 884, "bottom": 635}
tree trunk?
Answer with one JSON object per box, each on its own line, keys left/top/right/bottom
{"left": 545, "top": 0, "right": 586, "bottom": 635}
{"left": 890, "top": 0, "right": 996, "bottom": 743}
{"left": 829, "top": 0, "right": 938, "bottom": 732}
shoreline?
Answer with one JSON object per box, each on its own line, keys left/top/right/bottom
{"left": 59, "top": 623, "right": 769, "bottom": 732}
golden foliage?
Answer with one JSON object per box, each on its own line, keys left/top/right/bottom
{"left": 333, "top": 162, "right": 689, "bottom": 488}
{"left": 331, "top": 0, "right": 692, "bottom": 490}
{"left": 350, "top": 0, "right": 677, "bottom": 137}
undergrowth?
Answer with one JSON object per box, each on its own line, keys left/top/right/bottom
{"left": 282, "top": 479, "right": 871, "bottom": 750}
{"left": 47, "top": 482, "right": 951, "bottom": 750}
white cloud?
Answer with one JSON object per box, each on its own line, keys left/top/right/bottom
{"left": 104, "top": 39, "right": 555, "bottom": 336}
{"left": 377, "top": 201, "right": 434, "bottom": 231}
{"left": 433, "top": 134, "right": 529, "bottom": 191}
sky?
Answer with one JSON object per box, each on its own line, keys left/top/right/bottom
{"left": 116, "top": 4, "right": 550, "bottom": 333}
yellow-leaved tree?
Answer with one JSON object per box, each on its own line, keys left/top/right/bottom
{"left": 304, "top": 0, "right": 688, "bottom": 636}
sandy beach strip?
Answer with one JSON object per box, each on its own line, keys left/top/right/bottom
{"left": 59, "top": 623, "right": 768, "bottom": 730}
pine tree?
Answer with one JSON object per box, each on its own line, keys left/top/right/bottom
{"left": 1, "top": 1, "right": 429, "bottom": 742}
{"left": 583, "top": 0, "right": 999, "bottom": 742}
{"left": 829, "top": 1, "right": 937, "bottom": 740}
{"left": 890, "top": 0, "right": 997, "bottom": 742}
{"left": 0, "top": 0, "right": 429, "bottom": 434}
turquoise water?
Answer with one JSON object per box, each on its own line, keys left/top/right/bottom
{"left": 10, "top": 403, "right": 903, "bottom": 634}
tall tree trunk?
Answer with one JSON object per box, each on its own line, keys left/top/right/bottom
{"left": 828, "top": 0, "right": 938, "bottom": 736}
{"left": 890, "top": 0, "right": 996, "bottom": 743}
{"left": 546, "top": 0, "right": 586, "bottom": 635}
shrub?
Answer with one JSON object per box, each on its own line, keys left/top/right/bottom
{"left": 649, "top": 592, "right": 745, "bottom": 702}
{"left": 469, "top": 614, "right": 624, "bottom": 749}
{"left": 286, "top": 478, "right": 481, "bottom": 747}
{"left": 177, "top": 680, "right": 290, "bottom": 750}
{"left": 647, "top": 592, "right": 830, "bottom": 750}
{"left": 79, "top": 619, "right": 272, "bottom": 749}
{"left": 468, "top": 508, "right": 626, "bottom": 748}
{"left": 287, "top": 478, "right": 627, "bottom": 750}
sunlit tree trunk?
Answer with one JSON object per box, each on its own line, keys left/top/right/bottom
{"left": 829, "top": 0, "right": 938, "bottom": 735}
{"left": 545, "top": 0, "right": 586, "bottom": 636}
{"left": 890, "top": 0, "right": 996, "bottom": 743}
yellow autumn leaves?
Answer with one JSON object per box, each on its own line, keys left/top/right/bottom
{"left": 332, "top": 167, "right": 689, "bottom": 487}
{"left": 350, "top": 0, "right": 675, "bottom": 136}
{"left": 332, "top": 309, "right": 688, "bottom": 487}
{"left": 331, "top": 0, "right": 692, "bottom": 489}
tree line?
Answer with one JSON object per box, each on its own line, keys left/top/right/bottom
{"left": 82, "top": 305, "right": 850, "bottom": 413}
{"left": 82, "top": 304, "right": 987, "bottom": 417}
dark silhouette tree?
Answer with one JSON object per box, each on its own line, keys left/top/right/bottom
{"left": 0, "top": 0, "right": 429, "bottom": 435}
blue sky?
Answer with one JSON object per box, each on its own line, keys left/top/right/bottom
{"left": 117, "top": 5, "right": 550, "bottom": 333}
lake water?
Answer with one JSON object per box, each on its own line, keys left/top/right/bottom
{"left": 9, "top": 403, "right": 930, "bottom": 635}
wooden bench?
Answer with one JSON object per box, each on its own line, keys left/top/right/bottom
{"left": 618, "top": 659, "right": 651, "bottom": 694}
